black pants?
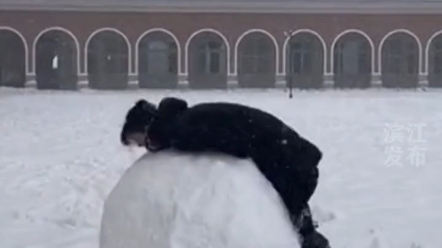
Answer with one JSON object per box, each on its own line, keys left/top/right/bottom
{"left": 268, "top": 168, "right": 329, "bottom": 248}
{"left": 252, "top": 153, "right": 318, "bottom": 226}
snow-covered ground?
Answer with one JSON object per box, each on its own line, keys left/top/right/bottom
{"left": 1, "top": 87, "right": 441, "bottom": 248}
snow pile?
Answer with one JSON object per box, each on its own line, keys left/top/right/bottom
{"left": 99, "top": 151, "right": 300, "bottom": 248}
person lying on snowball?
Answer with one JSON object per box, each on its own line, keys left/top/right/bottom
{"left": 120, "top": 97, "right": 330, "bottom": 248}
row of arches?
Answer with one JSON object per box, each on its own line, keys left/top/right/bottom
{"left": 1, "top": 27, "right": 442, "bottom": 89}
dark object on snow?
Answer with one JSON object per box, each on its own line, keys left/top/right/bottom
{"left": 296, "top": 207, "right": 331, "bottom": 248}
{"left": 301, "top": 226, "right": 331, "bottom": 248}
{"left": 121, "top": 97, "right": 330, "bottom": 248}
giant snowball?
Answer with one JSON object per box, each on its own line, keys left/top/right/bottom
{"left": 100, "top": 151, "right": 300, "bottom": 248}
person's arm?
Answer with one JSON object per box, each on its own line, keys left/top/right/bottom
{"left": 145, "top": 97, "right": 188, "bottom": 152}
{"left": 157, "top": 97, "right": 188, "bottom": 121}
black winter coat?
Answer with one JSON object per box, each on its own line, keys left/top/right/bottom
{"left": 147, "top": 97, "right": 322, "bottom": 217}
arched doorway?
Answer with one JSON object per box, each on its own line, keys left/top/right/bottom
{"left": 0, "top": 29, "right": 26, "bottom": 88}
{"left": 381, "top": 32, "right": 419, "bottom": 88}
{"left": 427, "top": 34, "right": 442, "bottom": 87}
{"left": 187, "top": 31, "right": 228, "bottom": 89}
{"left": 87, "top": 30, "right": 129, "bottom": 89}
{"left": 333, "top": 32, "right": 372, "bottom": 88}
{"left": 286, "top": 32, "right": 324, "bottom": 89}
{"left": 237, "top": 32, "right": 276, "bottom": 88}
{"left": 35, "top": 29, "right": 78, "bottom": 90}
{"left": 137, "top": 31, "right": 178, "bottom": 88}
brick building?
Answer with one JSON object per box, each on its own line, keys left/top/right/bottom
{"left": 1, "top": 0, "right": 442, "bottom": 90}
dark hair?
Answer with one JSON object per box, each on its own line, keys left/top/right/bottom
{"left": 120, "top": 99, "right": 158, "bottom": 145}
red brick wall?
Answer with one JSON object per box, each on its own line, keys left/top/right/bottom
{"left": 1, "top": 10, "right": 442, "bottom": 76}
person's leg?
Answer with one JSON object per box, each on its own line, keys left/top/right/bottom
{"left": 252, "top": 154, "right": 307, "bottom": 226}
{"left": 294, "top": 205, "right": 331, "bottom": 248}
{"left": 292, "top": 166, "right": 330, "bottom": 248}
{"left": 263, "top": 172, "right": 331, "bottom": 248}
{"left": 252, "top": 151, "right": 330, "bottom": 248}
{"left": 300, "top": 166, "right": 319, "bottom": 204}
{"left": 292, "top": 165, "right": 329, "bottom": 248}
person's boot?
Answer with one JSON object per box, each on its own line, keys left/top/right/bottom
{"left": 301, "top": 230, "right": 331, "bottom": 248}
{"left": 294, "top": 207, "right": 331, "bottom": 248}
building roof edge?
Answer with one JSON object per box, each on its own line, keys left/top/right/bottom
{"left": 2, "top": 2, "right": 442, "bottom": 14}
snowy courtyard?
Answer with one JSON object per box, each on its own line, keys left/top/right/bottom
{"left": 0, "top": 87, "right": 441, "bottom": 248}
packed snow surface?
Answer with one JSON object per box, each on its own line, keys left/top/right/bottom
{"left": 100, "top": 151, "right": 300, "bottom": 248}
{"left": 1, "top": 88, "right": 442, "bottom": 248}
